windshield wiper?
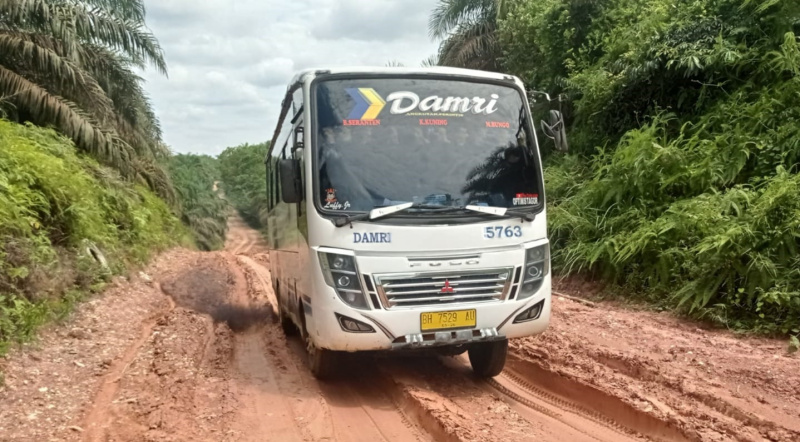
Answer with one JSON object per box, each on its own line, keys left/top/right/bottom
{"left": 333, "top": 202, "right": 462, "bottom": 227}
{"left": 464, "top": 205, "right": 537, "bottom": 222}
{"left": 332, "top": 203, "right": 536, "bottom": 227}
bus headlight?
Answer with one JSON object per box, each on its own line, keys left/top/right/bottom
{"left": 318, "top": 252, "right": 370, "bottom": 310}
{"left": 518, "top": 243, "right": 549, "bottom": 300}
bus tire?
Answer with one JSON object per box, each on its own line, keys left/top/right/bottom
{"left": 468, "top": 339, "right": 508, "bottom": 378}
{"left": 278, "top": 303, "right": 298, "bottom": 336}
{"left": 307, "top": 344, "right": 340, "bottom": 380}
{"left": 298, "top": 304, "right": 339, "bottom": 379}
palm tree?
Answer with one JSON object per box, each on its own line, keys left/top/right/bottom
{"left": 0, "top": 0, "right": 174, "bottom": 202}
{"left": 421, "top": 54, "right": 439, "bottom": 67}
{"left": 428, "top": 0, "right": 507, "bottom": 71}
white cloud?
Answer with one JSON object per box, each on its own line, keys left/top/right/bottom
{"left": 140, "top": 0, "right": 441, "bottom": 155}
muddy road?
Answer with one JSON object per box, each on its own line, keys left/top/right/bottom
{"left": 1, "top": 216, "right": 798, "bottom": 442}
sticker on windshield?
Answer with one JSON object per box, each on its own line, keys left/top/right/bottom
{"left": 343, "top": 88, "right": 385, "bottom": 126}
{"left": 325, "top": 188, "right": 337, "bottom": 204}
{"left": 323, "top": 188, "right": 351, "bottom": 210}
{"left": 513, "top": 193, "right": 539, "bottom": 205}
{"left": 344, "top": 87, "right": 501, "bottom": 123}
{"left": 486, "top": 121, "right": 511, "bottom": 128}
{"left": 419, "top": 119, "right": 448, "bottom": 126}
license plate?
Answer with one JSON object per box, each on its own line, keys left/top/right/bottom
{"left": 420, "top": 309, "right": 476, "bottom": 331}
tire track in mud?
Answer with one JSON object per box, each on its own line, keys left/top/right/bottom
{"left": 220, "top": 251, "right": 307, "bottom": 442}
{"left": 486, "top": 372, "right": 638, "bottom": 442}
{"left": 88, "top": 216, "right": 682, "bottom": 442}
{"left": 499, "top": 356, "right": 694, "bottom": 442}
{"left": 81, "top": 285, "right": 176, "bottom": 441}
{"left": 385, "top": 354, "right": 641, "bottom": 442}
{"left": 236, "top": 255, "right": 278, "bottom": 316}
{"left": 6, "top": 214, "right": 790, "bottom": 442}
{"left": 234, "top": 250, "right": 433, "bottom": 442}
{"left": 230, "top": 218, "right": 685, "bottom": 442}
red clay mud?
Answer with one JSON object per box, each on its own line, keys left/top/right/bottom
{"left": 1, "top": 216, "right": 797, "bottom": 442}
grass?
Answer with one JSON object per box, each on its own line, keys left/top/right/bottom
{"left": 0, "top": 119, "right": 192, "bottom": 355}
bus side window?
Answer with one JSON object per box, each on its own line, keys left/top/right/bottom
{"left": 266, "top": 161, "right": 273, "bottom": 211}
{"left": 293, "top": 120, "right": 306, "bottom": 210}
{"left": 268, "top": 159, "right": 279, "bottom": 210}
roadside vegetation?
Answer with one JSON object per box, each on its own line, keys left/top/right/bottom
{"left": 430, "top": 0, "right": 800, "bottom": 334}
{"left": 217, "top": 142, "right": 270, "bottom": 228}
{"left": 0, "top": 1, "right": 229, "bottom": 354}
{"left": 168, "top": 154, "right": 229, "bottom": 251}
{"left": 0, "top": 0, "right": 174, "bottom": 202}
{"left": 0, "top": 121, "right": 192, "bottom": 355}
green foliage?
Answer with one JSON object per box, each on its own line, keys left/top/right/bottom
{"left": 217, "top": 142, "right": 270, "bottom": 227}
{"left": 168, "top": 154, "right": 229, "bottom": 251}
{"left": 428, "top": 0, "right": 504, "bottom": 70}
{"left": 500, "top": 0, "right": 800, "bottom": 154}
{"left": 789, "top": 335, "right": 799, "bottom": 354}
{"left": 493, "top": 0, "right": 800, "bottom": 333}
{"left": 547, "top": 102, "right": 800, "bottom": 333}
{"left": 0, "top": 119, "right": 190, "bottom": 354}
{"left": 0, "top": 0, "right": 174, "bottom": 202}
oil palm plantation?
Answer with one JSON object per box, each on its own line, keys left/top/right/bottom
{"left": 0, "top": 0, "right": 174, "bottom": 201}
{"left": 428, "top": 0, "right": 507, "bottom": 71}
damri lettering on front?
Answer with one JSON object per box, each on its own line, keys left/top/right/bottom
{"left": 385, "top": 92, "right": 499, "bottom": 115}
{"left": 353, "top": 232, "right": 392, "bottom": 244}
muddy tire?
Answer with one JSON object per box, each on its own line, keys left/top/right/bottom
{"left": 307, "top": 343, "right": 340, "bottom": 380}
{"left": 277, "top": 300, "right": 298, "bottom": 336}
{"left": 298, "top": 304, "right": 339, "bottom": 379}
{"left": 468, "top": 339, "right": 508, "bottom": 378}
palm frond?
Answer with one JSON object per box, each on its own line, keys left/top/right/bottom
{"left": 421, "top": 54, "right": 440, "bottom": 67}
{"left": 437, "top": 19, "right": 500, "bottom": 70}
{"left": 0, "top": 31, "right": 118, "bottom": 125}
{"left": 81, "top": 0, "right": 147, "bottom": 22}
{"left": 0, "top": 0, "right": 172, "bottom": 201}
{"left": 0, "top": 0, "right": 167, "bottom": 75}
{"left": 132, "top": 156, "right": 176, "bottom": 206}
{"left": 63, "top": 3, "right": 168, "bottom": 75}
{"left": 0, "top": 63, "right": 135, "bottom": 175}
{"left": 428, "top": 0, "right": 495, "bottom": 40}
{"left": 72, "top": 43, "right": 164, "bottom": 157}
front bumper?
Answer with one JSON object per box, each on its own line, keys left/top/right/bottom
{"left": 306, "top": 275, "right": 551, "bottom": 352}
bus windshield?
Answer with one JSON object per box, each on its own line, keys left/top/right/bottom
{"left": 314, "top": 77, "right": 541, "bottom": 214}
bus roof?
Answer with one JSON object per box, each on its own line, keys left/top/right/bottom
{"left": 287, "top": 66, "right": 522, "bottom": 87}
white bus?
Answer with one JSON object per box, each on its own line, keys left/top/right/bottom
{"left": 265, "top": 66, "right": 553, "bottom": 379}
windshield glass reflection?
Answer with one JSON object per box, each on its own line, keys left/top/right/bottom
{"left": 315, "top": 77, "right": 541, "bottom": 214}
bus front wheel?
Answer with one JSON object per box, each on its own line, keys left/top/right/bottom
{"left": 306, "top": 341, "right": 340, "bottom": 380}
{"left": 299, "top": 306, "right": 339, "bottom": 379}
{"left": 468, "top": 339, "right": 508, "bottom": 378}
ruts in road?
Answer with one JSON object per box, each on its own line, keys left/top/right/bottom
{"left": 0, "top": 215, "right": 798, "bottom": 442}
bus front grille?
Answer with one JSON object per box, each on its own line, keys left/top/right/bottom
{"left": 373, "top": 268, "right": 513, "bottom": 308}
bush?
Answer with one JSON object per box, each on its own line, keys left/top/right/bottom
{"left": 548, "top": 107, "right": 800, "bottom": 333}
{"left": 168, "top": 154, "right": 229, "bottom": 250}
{"left": 0, "top": 120, "right": 191, "bottom": 354}
{"left": 217, "top": 142, "right": 270, "bottom": 227}
{"left": 498, "top": 0, "right": 800, "bottom": 333}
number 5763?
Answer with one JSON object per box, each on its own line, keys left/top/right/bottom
{"left": 484, "top": 226, "right": 522, "bottom": 239}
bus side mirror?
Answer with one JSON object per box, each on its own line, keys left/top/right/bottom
{"left": 541, "top": 110, "right": 569, "bottom": 153}
{"left": 279, "top": 159, "right": 302, "bottom": 204}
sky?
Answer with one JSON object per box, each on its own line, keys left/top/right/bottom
{"left": 140, "top": 0, "right": 442, "bottom": 156}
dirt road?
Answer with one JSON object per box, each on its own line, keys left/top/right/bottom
{"left": 1, "top": 216, "right": 798, "bottom": 442}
